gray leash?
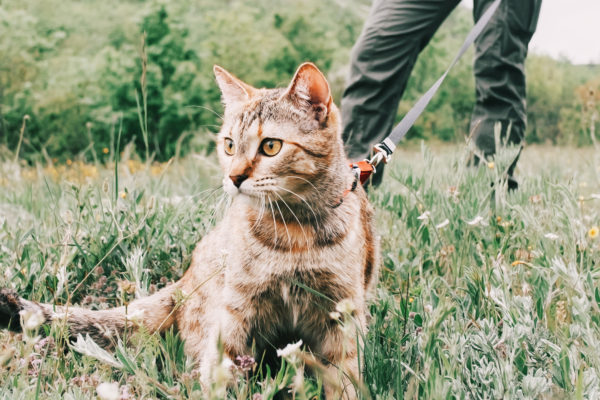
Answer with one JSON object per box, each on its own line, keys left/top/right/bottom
{"left": 367, "top": 0, "right": 502, "bottom": 169}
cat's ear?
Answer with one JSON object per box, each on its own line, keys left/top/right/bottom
{"left": 213, "top": 65, "right": 255, "bottom": 107}
{"left": 283, "top": 62, "right": 332, "bottom": 125}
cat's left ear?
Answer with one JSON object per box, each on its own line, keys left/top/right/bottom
{"left": 283, "top": 62, "right": 332, "bottom": 125}
{"left": 214, "top": 65, "right": 256, "bottom": 107}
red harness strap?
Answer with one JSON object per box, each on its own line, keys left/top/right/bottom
{"left": 331, "top": 160, "right": 376, "bottom": 208}
{"left": 351, "top": 160, "right": 375, "bottom": 186}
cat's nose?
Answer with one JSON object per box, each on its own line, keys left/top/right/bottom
{"left": 229, "top": 174, "right": 248, "bottom": 188}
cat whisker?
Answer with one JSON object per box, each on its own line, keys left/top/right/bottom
{"left": 285, "top": 175, "right": 320, "bottom": 192}
{"left": 250, "top": 194, "right": 267, "bottom": 231}
{"left": 272, "top": 191, "right": 311, "bottom": 249}
{"left": 184, "top": 105, "right": 224, "bottom": 120}
{"left": 192, "top": 186, "right": 223, "bottom": 203}
{"left": 277, "top": 186, "right": 320, "bottom": 223}
{"left": 191, "top": 186, "right": 220, "bottom": 197}
{"left": 267, "top": 198, "right": 278, "bottom": 246}
{"left": 273, "top": 199, "right": 292, "bottom": 248}
{"left": 259, "top": 195, "right": 267, "bottom": 228}
{"left": 207, "top": 191, "right": 228, "bottom": 228}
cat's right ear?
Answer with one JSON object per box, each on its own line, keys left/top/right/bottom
{"left": 282, "top": 62, "right": 332, "bottom": 126}
{"left": 213, "top": 65, "right": 255, "bottom": 107}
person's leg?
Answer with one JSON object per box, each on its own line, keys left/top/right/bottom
{"left": 470, "top": 0, "right": 542, "bottom": 190}
{"left": 342, "top": 0, "right": 461, "bottom": 186}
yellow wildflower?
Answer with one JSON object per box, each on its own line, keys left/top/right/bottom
{"left": 590, "top": 226, "right": 599, "bottom": 239}
{"left": 150, "top": 164, "right": 164, "bottom": 176}
{"left": 487, "top": 161, "right": 495, "bottom": 169}
{"left": 66, "top": 159, "right": 72, "bottom": 166}
{"left": 120, "top": 192, "right": 127, "bottom": 199}
{"left": 102, "top": 147, "right": 109, "bottom": 154}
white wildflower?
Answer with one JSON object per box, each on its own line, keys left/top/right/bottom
{"left": 466, "top": 215, "right": 487, "bottom": 226}
{"left": 446, "top": 186, "right": 460, "bottom": 198}
{"left": 335, "top": 299, "right": 356, "bottom": 315}
{"left": 424, "top": 304, "right": 433, "bottom": 314}
{"left": 435, "top": 219, "right": 449, "bottom": 229}
{"left": 276, "top": 340, "right": 303, "bottom": 364}
{"left": 417, "top": 211, "right": 431, "bottom": 221}
{"left": 96, "top": 382, "right": 120, "bottom": 400}
{"left": 544, "top": 233, "right": 559, "bottom": 240}
{"left": 20, "top": 308, "right": 45, "bottom": 331}
{"left": 212, "top": 357, "right": 234, "bottom": 398}
{"left": 329, "top": 311, "right": 341, "bottom": 321}
{"left": 125, "top": 309, "right": 145, "bottom": 323}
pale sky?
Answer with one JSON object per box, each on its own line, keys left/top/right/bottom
{"left": 461, "top": 0, "right": 600, "bottom": 65}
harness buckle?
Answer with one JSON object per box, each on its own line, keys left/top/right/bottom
{"left": 351, "top": 160, "right": 375, "bottom": 186}
{"left": 347, "top": 142, "right": 393, "bottom": 187}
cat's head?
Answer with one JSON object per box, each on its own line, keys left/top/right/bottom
{"left": 214, "top": 63, "right": 347, "bottom": 207}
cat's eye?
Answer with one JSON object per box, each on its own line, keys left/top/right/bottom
{"left": 224, "top": 138, "right": 235, "bottom": 155}
{"left": 261, "top": 139, "right": 282, "bottom": 156}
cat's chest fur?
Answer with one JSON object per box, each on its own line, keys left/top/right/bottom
{"left": 225, "top": 253, "right": 358, "bottom": 355}
{"left": 220, "top": 197, "right": 366, "bottom": 350}
{"left": 224, "top": 225, "right": 363, "bottom": 308}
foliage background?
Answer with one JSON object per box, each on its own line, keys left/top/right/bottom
{"left": 1, "top": 0, "right": 599, "bottom": 163}
{"left": 1, "top": 1, "right": 600, "bottom": 399}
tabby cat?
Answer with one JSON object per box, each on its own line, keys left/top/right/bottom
{"left": 0, "top": 62, "right": 379, "bottom": 399}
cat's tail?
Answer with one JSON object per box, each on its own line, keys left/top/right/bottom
{"left": 0, "top": 284, "right": 179, "bottom": 347}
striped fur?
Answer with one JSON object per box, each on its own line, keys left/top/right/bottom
{"left": 0, "top": 63, "right": 379, "bottom": 399}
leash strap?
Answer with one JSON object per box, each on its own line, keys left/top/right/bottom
{"left": 354, "top": 0, "right": 502, "bottom": 176}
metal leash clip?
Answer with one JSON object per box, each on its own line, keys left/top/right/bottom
{"left": 346, "top": 142, "right": 393, "bottom": 186}
{"left": 368, "top": 141, "right": 393, "bottom": 171}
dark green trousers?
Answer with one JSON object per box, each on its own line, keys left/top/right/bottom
{"left": 342, "top": 0, "right": 542, "bottom": 187}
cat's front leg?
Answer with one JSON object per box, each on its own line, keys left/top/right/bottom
{"left": 199, "top": 306, "right": 252, "bottom": 391}
{"left": 320, "top": 316, "right": 366, "bottom": 400}
{"left": 323, "top": 350, "right": 360, "bottom": 400}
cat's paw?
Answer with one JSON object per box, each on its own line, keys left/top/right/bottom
{"left": 0, "top": 288, "right": 24, "bottom": 331}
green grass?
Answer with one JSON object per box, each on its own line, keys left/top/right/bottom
{"left": 1, "top": 143, "right": 599, "bottom": 399}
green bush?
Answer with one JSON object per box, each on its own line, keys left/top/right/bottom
{"left": 0, "top": 0, "right": 598, "bottom": 162}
